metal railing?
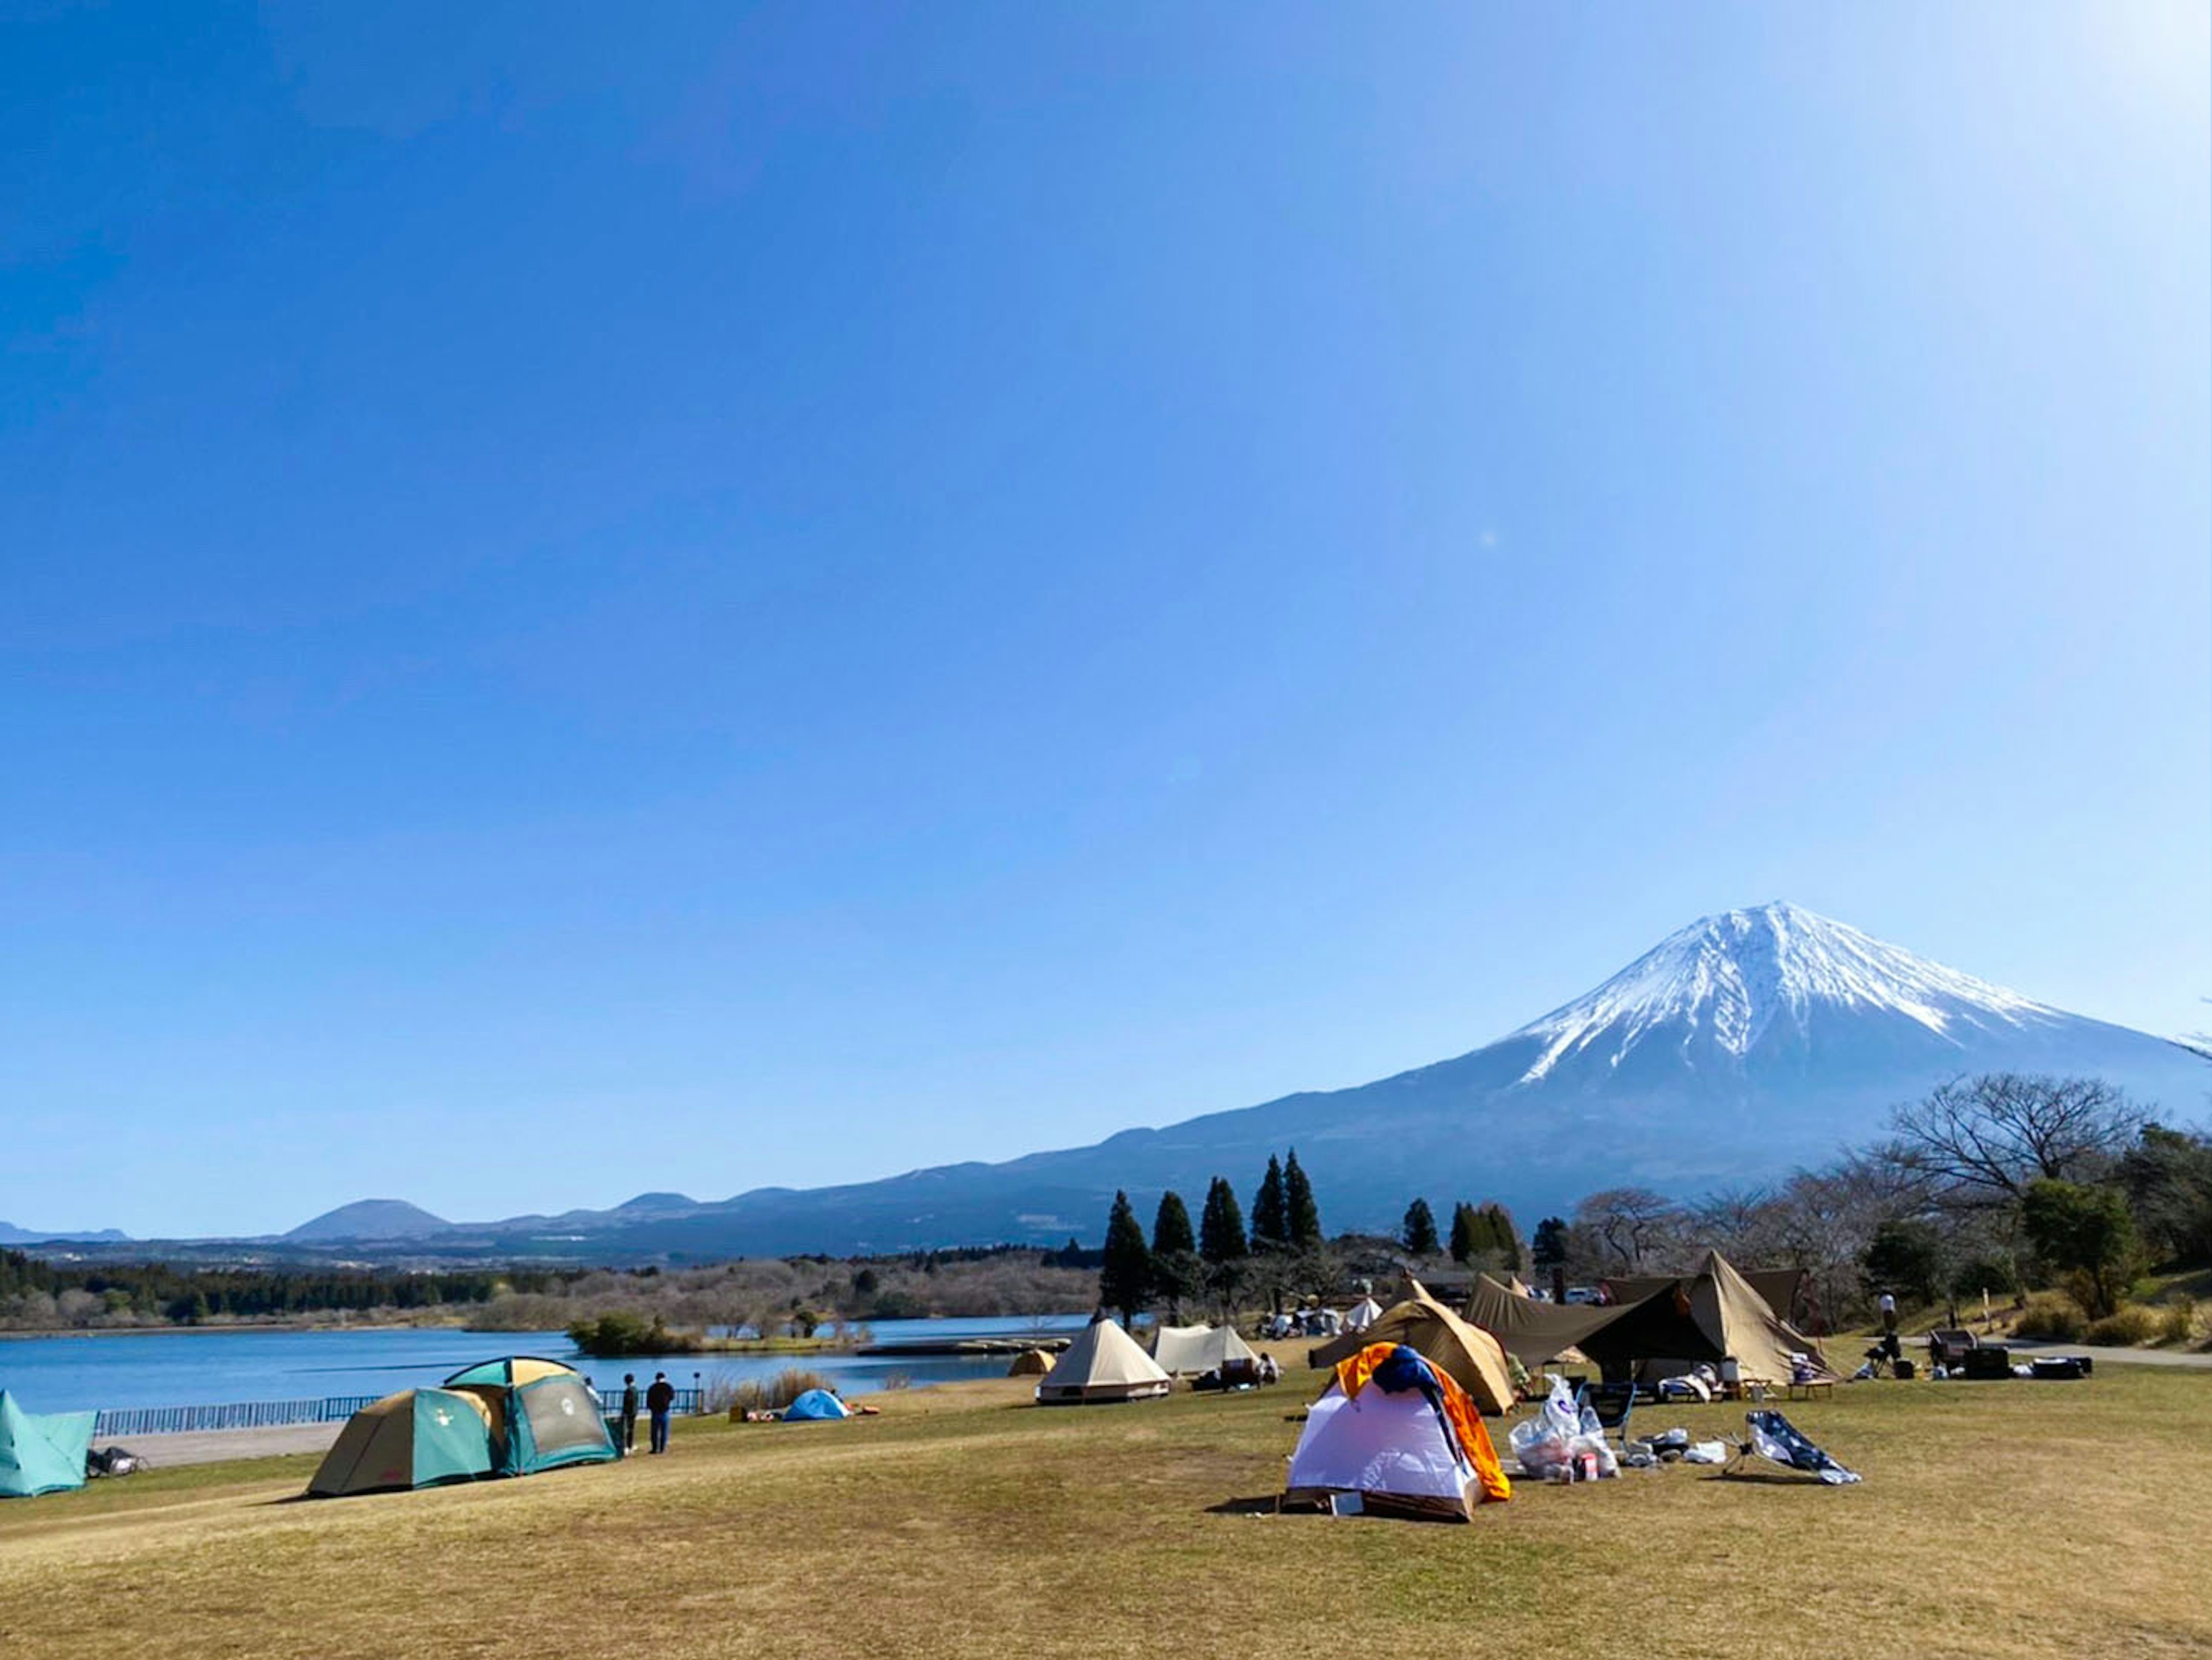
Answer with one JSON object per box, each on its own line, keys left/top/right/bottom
{"left": 91, "top": 1385, "right": 709, "bottom": 1439}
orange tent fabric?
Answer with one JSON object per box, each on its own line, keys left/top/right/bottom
{"left": 1334, "top": 1343, "right": 1510, "bottom": 1504}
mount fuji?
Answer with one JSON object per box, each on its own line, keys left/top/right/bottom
{"left": 279, "top": 902, "right": 2209, "bottom": 1261}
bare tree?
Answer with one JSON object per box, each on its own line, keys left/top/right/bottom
{"left": 1572, "top": 1187, "right": 1681, "bottom": 1272}
{"left": 1888, "top": 1074, "right": 2141, "bottom": 1211}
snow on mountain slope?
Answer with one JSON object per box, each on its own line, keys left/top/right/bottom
{"left": 1509, "top": 902, "right": 2062, "bottom": 1083}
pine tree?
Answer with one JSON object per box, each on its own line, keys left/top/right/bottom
{"left": 1449, "top": 1201, "right": 1479, "bottom": 1264}
{"left": 1149, "top": 1190, "right": 1202, "bottom": 1317}
{"left": 1284, "top": 1148, "right": 1322, "bottom": 1248}
{"left": 1250, "top": 1155, "right": 1288, "bottom": 1251}
{"left": 1483, "top": 1203, "right": 1524, "bottom": 1272}
{"left": 1198, "top": 1178, "right": 1248, "bottom": 1264}
{"left": 1098, "top": 1191, "right": 1152, "bottom": 1325}
{"left": 1402, "top": 1197, "right": 1440, "bottom": 1258}
{"left": 1531, "top": 1216, "right": 1570, "bottom": 1268}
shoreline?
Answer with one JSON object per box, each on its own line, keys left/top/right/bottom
{"left": 0, "top": 1318, "right": 482, "bottom": 1342}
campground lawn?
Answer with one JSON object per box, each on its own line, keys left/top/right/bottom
{"left": 2, "top": 1360, "right": 2206, "bottom": 1660}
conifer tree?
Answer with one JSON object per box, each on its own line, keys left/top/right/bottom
{"left": 1402, "top": 1197, "right": 1440, "bottom": 1258}
{"left": 1284, "top": 1148, "right": 1322, "bottom": 1249}
{"left": 1250, "top": 1155, "right": 1289, "bottom": 1251}
{"left": 1098, "top": 1191, "right": 1152, "bottom": 1325}
{"left": 1149, "top": 1190, "right": 1202, "bottom": 1317}
{"left": 1449, "top": 1201, "right": 1479, "bottom": 1264}
{"left": 1198, "top": 1177, "right": 1248, "bottom": 1264}
{"left": 1151, "top": 1190, "right": 1196, "bottom": 1256}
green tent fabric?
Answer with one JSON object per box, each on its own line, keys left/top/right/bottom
{"left": 0, "top": 1391, "right": 95, "bottom": 1499}
{"left": 1461, "top": 1273, "right": 1626, "bottom": 1368}
{"left": 308, "top": 1389, "right": 497, "bottom": 1498}
{"left": 443, "top": 1356, "right": 617, "bottom": 1476}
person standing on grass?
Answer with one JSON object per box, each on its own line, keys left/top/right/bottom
{"left": 1878, "top": 1290, "right": 1898, "bottom": 1336}
{"left": 646, "top": 1371, "right": 676, "bottom": 1454}
{"left": 619, "top": 1374, "right": 640, "bottom": 1453}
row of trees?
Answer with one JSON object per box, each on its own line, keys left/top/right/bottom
{"left": 0, "top": 1250, "right": 551, "bottom": 1329}
{"left": 1095, "top": 1151, "right": 1531, "bottom": 1324}
{"left": 1537, "top": 1073, "right": 2212, "bottom": 1325}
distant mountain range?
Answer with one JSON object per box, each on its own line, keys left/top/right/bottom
{"left": 35, "top": 905, "right": 2212, "bottom": 1265}
{"left": 0, "top": 1222, "right": 131, "bottom": 1247}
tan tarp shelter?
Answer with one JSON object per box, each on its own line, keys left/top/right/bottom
{"left": 1461, "top": 1273, "right": 1620, "bottom": 1369}
{"left": 1578, "top": 1251, "right": 1831, "bottom": 1385}
{"left": 1343, "top": 1296, "right": 1384, "bottom": 1332}
{"left": 1306, "top": 1280, "right": 1516, "bottom": 1415}
{"left": 1151, "top": 1324, "right": 1259, "bottom": 1377}
{"left": 1605, "top": 1265, "right": 1805, "bottom": 1325}
{"left": 1005, "top": 1348, "right": 1056, "bottom": 1378}
{"left": 1035, "top": 1317, "right": 1172, "bottom": 1404}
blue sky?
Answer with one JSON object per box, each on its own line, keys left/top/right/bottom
{"left": 6, "top": 3, "right": 2207, "bottom": 1237}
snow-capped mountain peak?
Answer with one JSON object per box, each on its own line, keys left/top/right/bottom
{"left": 1509, "top": 902, "right": 2061, "bottom": 1082}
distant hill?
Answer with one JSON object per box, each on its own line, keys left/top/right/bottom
{"left": 284, "top": 1199, "right": 451, "bottom": 1242}
{"left": 0, "top": 1221, "right": 130, "bottom": 1246}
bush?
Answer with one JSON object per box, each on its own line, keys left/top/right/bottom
{"left": 2083, "top": 1305, "right": 2160, "bottom": 1347}
{"left": 1948, "top": 1256, "right": 2019, "bottom": 1302}
{"left": 2157, "top": 1296, "right": 2196, "bottom": 1347}
{"left": 2013, "top": 1292, "right": 2086, "bottom": 1341}
{"left": 717, "top": 1367, "right": 831, "bottom": 1418}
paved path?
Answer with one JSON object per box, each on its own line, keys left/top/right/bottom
{"left": 107, "top": 1421, "right": 342, "bottom": 1468}
{"left": 2005, "top": 1341, "right": 2212, "bottom": 1371}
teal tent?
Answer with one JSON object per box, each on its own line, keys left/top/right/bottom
{"left": 444, "top": 1356, "right": 618, "bottom": 1476}
{"left": 307, "top": 1389, "right": 497, "bottom": 1498}
{"left": 0, "top": 1391, "right": 95, "bottom": 1499}
{"left": 782, "top": 1389, "right": 851, "bottom": 1421}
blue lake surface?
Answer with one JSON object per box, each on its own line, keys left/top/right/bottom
{"left": 0, "top": 1315, "right": 1095, "bottom": 1415}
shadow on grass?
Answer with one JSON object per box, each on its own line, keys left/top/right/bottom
{"left": 1206, "top": 1495, "right": 1281, "bottom": 1515}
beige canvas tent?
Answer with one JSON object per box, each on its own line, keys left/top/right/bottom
{"left": 1035, "top": 1317, "right": 1172, "bottom": 1404}
{"left": 1578, "top": 1251, "right": 1832, "bottom": 1385}
{"left": 1343, "top": 1296, "right": 1384, "bottom": 1332}
{"left": 1151, "top": 1324, "right": 1259, "bottom": 1377}
{"left": 1604, "top": 1264, "right": 1806, "bottom": 1325}
{"left": 1306, "top": 1280, "right": 1516, "bottom": 1415}
{"left": 1005, "top": 1348, "right": 1056, "bottom": 1378}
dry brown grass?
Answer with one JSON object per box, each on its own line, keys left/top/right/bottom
{"left": 3, "top": 1359, "right": 2208, "bottom": 1660}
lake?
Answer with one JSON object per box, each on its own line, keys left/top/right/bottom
{"left": 0, "top": 1315, "right": 1096, "bottom": 1416}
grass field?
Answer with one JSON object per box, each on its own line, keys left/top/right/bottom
{"left": 3, "top": 1357, "right": 2207, "bottom": 1660}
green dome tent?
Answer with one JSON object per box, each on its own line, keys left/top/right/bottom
{"left": 308, "top": 1389, "right": 497, "bottom": 1498}
{"left": 443, "top": 1356, "right": 618, "bottom": 1477}
{"left": 0, "top": 1391, "right": 94, "bottom": 1499}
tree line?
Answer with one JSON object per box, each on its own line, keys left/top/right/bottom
{"left": 0, "top": 1250, "right": 561, "bottom": 1328}
{"left": 1092, "top": 1148, "right": 1526, "bottom": 1324}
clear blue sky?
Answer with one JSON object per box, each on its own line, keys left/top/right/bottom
{"left": 6, "top": 3, "right": 2206, "bottom": 1237}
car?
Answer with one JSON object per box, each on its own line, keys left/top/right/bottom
{"left": 1563, "top": 1285, "right": 1602, "bottom": 1305}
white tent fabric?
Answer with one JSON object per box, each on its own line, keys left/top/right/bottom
{"left": 1036, "top": 1317, "right": 1173, "bottom": 1404}
{"left": 1343, "top": 1298, "right": 1384, "bottom": 1332}
{"left": 1151, "top": 1324, "right": 1259, "bottom": 1377}
{"left": 1285, "top": 1383, "right": 1478, "bottom": 1519}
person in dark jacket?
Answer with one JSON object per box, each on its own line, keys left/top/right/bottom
{"left": 646, "top": 1372, "right": 676, "bottom": 1453}
{"left": 619, "top": 1374, "right": 640, "bottom": 1452}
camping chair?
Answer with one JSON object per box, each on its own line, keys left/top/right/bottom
{"left": 1927, "top": 1329, "right": 1977, "bottom": 1371}
{"left": 1575, "top": 1381, "right": 1636, "bottom": 1449}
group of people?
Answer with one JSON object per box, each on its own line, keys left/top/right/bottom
{"left": 615, "top": 1371, "right": 679, "bottom": 1454}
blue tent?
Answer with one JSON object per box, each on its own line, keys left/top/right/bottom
{"left": 0, "top": 1391, "right": 96, "bottom": 1499}
{"left": 782, "top": 1389, "right": 852, "bottom": 1421}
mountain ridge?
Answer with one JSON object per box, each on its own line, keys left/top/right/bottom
{"left": 270, "top": 903, "right": 2207, "bottom": 1258}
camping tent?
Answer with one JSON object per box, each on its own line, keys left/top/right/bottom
{"left": 1577, "top": 1252, "right": 1832, "bottom": 1386}
{"left": 0, "top": 1391, "right": 94, "bottom": 1499}
{"left": 308, "top": 1389, "right": 496, "bottom": 1498}
{"left": 1306, "top": 1280, "right": 1516, "bottom": 1415}
{"left": 1005, "top": 1348, "right": 1056, "bottom": 1378}
{"left": 1462, "top": 1273, "right": 1622, "bottom": 1369}
{"left": 1035, "top": 1316, "right": 1172, "bottom": 1404}
{"left": 1150, "top": 1324, "right": 1259, "bottom": 1378}
{"left": 1343, "top": 1297, "right": 1384, "bottom": 1332}
{"left": 1604, "top": 1265, "right": 1806, "bottom": 1325}
{"left": 444, "top": 1356, "right": 618, "bottom": 1476}
{"left": 782, "top": 1389, "right": 852, "bottom": 1421}
{"left": 1285, "top": 1343, "right": 1510, "bottom": 1522}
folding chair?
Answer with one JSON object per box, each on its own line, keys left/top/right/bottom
{"left": 1575, "top": 1381, "right": 1637, "bottom": 1448}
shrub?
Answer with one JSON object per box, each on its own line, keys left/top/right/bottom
{"left": 2013, "top": 1292, "right": 2086, "bottom": 1341}
{"left": 719, "top": 1367, "right": 832, "bottom": 1417}
{"left": 2083, "top": 1306, "right": 2160, "bottom": 1347}
{"left": 1948, "top": 1256, "right": 2019, "bottom": 1302}
{"left": 2156, "top": 1296, "right": 2196, "bottom": 1347}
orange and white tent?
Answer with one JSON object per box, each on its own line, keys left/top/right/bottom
{"left": 1285, "top": 1343, "right": 1512, "bottom": 1521}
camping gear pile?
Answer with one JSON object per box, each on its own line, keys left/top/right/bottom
{"left": 1283, "top": 1343, "right": 1510, "bottom": 1521}
{"left": 1506, "top": 1377, "right": 1619, "bottom": 1482}
{"left": 0, "top": 1391, "right": 96, "bottom": 1500}
{"left": 1034, "top": 1315, "right": 1172, "bottom": 1404}
{"left": 308, "top": 1356, "right": 618, "bottom": 1498}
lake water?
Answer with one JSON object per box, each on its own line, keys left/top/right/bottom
{"left": 0, "top": 1315, "right": 1096, "bottom": 1416}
